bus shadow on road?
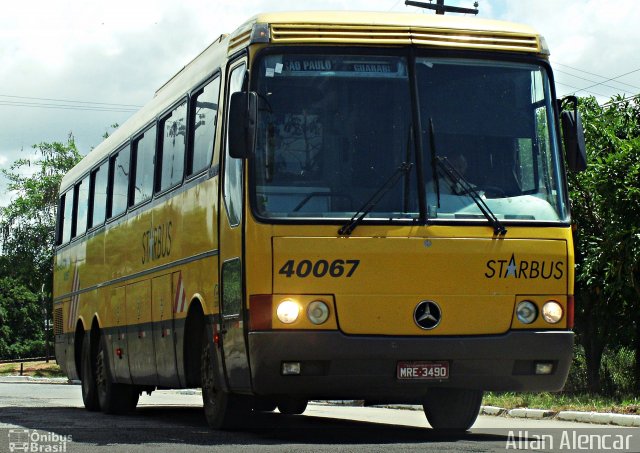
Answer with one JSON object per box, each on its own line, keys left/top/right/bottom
{"left": 0, "top": 405, "right": 509, "bottom": 448}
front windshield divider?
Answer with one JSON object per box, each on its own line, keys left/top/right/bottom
{"left": 408, "top": 48, "right": 428, "bottom": 224}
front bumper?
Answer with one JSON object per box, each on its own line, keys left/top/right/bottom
{"left": 248, "top": 330, "right": 573, "bottom": 402}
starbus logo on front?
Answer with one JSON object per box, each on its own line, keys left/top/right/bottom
{"left": 8, "top": 429, "right": 72, "bottom": 452}
{"left": 414, "top": 300, "right": 442, "bottom": 330}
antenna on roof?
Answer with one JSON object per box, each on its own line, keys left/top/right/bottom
{"left": 405, "top": 0, "right": 479, "bottom": 15}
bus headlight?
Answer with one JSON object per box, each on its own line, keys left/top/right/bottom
{"left": 542, "top": 301, "right": 563, "bottom": 324}
{"left": 276, "top": 299, "right": 300, "bottom": 324}
{"left": 516, "top": 301, "right": 538, "bottom": 324}
{"left": 307, "top": 300, "right": 330, "bottom": 325}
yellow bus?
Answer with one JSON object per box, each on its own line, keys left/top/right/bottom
{"left": 54, "top": 11, "right": 586, "bottom": 431}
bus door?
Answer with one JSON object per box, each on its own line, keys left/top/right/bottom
{"left": 217, "top": 58, "right": 251, "bottom": 391}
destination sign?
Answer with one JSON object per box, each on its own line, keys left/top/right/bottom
{"left": 264, "top": 56, "right": 406, "bottom": 78}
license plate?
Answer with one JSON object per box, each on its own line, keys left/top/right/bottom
{"left": 397, "top": 361, "right": 449, "bottom": 380}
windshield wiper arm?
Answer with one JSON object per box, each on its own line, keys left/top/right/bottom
{"left": 338, "top": 162, "right": 413, "bottom": 236}
{"left": 436, "top": 156, "right": 507, "bottom": 236}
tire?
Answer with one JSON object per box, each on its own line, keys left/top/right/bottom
{"left": 277, "top": 398, "right": 308, "bottom": 415}
{"left": 422, "top": 388, "right": 483, "bottom": 432}
{"left": 95, "top": 334, "right": 139, "bottom": 414}
{"left": 201, "top": 330, "right": 245, "bottom": 429}
{"left": 80, "top": 335, "right": 100, "bottom": 412}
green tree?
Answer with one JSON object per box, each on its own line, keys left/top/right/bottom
{"left": 0, "top": 135, "right": 82, "bottom": 359}
{"left": 1, "top": 135, "right": 82, "bottom": 292}
{"left": 0, "top": 276, "right": 41, "bottom": 358}
{"left": 569, "top": 95, "right": 640, "bottom": 392}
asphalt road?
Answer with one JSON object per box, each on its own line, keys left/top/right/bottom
{"left": 0, "top": 382, "right": 637, "bottom": 452}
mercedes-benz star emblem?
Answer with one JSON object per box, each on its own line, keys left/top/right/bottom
{"left": 414, "top": 300, "right": 442, "bottom": 330}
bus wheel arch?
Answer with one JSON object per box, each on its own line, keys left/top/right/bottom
{"left": 73, "top": 320, "right": 85, "bottom": 379}
{"left": 184, "top": 299, "right": 205, "bottom": 388}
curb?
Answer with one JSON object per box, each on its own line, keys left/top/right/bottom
{"left": 0, "top": 376, "right": 71, "bottom": 384}
{"left": 481, "top": 405, "right": 640, "bottom": 427}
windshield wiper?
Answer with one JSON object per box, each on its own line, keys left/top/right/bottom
{"left": 338, "top": 162, "right": 413, "bottom": 236}
{"left": 436, "top": 156, "right": 507, "bottom": 236}
{"left": 428, "top": 119, "right": 506, "bottom": 236}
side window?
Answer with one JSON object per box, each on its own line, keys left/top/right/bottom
{"left": 74, "top": 176, "right": 89, "bottom": 237}
{"left": 189, "top": 76, "right": 220, "bottom": 175}
{"left": 132, "top": 126, "right": 156, "bottom": 205}
{"left": 109, "top": 146, "right": 131, "bottom": 218}
{"left": 90, "top": 161, "right": 109, "bottom": 227}
{"left": 61, "top": 190, "right": 74, "bottom": 244}
{"left": 158, "top": 102, "right": 187, "bottom": 192}
{"left": 224, "top": 62, "right": 246, "bottom": 227}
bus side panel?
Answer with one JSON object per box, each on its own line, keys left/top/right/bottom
{"left": 110, "top": 285, "right": 131, "bottom": 383}
{"left": 153, "top": 273, "right": 180, "bottom": 387}
{"left": 125, "top": 280, "right": 157, "bottom": 384}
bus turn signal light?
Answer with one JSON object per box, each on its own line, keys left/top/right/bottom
{"left": 567, "top": 295, "right": 575, "bottom": 329}
{"left": 249, "top": 295, "right": 273, "bottom": 331}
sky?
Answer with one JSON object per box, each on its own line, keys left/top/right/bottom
{"left": 1, "top": 0, "right": 639, "bottom": 203}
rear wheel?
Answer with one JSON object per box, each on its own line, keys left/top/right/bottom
{"left": 201, "top": 330, "right": 246, "bottom": 429}
{"left": 277, "top": 398, "right": 308, "bottom": 415}
{"left": 80, "top": 336, "right": 100, "bottom": 412}
{"left": 96, "top": 335, "right": 139, "bottom": 414}
{"left": 422, "top": 388, "right": 483, "bottom": 432}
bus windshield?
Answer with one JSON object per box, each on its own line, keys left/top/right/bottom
{"left": 251, "top": 52, "right": 568, "bottom": 224}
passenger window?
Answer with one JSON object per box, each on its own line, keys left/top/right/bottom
{"left": 74, "top": 176, "right": 89, "bottom": 237}
{"left": 60, "top": 190, "right": 74, "bottom": 244}
{"left": 132, "top": 126, "right": 156, "bottom": 204}
{"left": 90, "top": 161, "right": 108, "bottom": 227}
{"left": 189, "top": 76, "right": 220, "bottom": 175}
{"left": 159, "top": 102, "right": 187, "bottom": 191}
{"left": 110, "top": 146, "right": 131, "bottom": 218}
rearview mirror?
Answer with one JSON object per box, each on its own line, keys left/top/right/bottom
{"left": 559, "top": 96, "right": 587, "bottom": 172}
{"left": 228, "top": 91, "right": 257, "bottom": 159}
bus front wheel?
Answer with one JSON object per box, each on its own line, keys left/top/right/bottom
{"left": 422, "top": 388, "right": 483, "bottom": 432}
{"left": 201, "top": 331, "right": 244, "bottom": 429}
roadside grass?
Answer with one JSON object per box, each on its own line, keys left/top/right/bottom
{"left": 0, "top": 361, "right": 65, "bottom": 378}
{"left": 483, "top": 392, "right": 640, "bottom": 415}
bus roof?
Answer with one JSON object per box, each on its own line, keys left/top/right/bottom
{"left": 249, "top": 10, "right": 538, "bottom": 36}
{"left": 61, "top": 10, "right": 544, "bottom": 192}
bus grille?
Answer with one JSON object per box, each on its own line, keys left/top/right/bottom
{"left": 54, "top": 307, "right": 63, "bottom": 336}
{"left": 270, "top": 24, "right": 541, "bottom": 53}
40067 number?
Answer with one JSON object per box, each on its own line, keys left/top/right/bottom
{"left": 278, "top": 259, "right": 360, "bottom": 278}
